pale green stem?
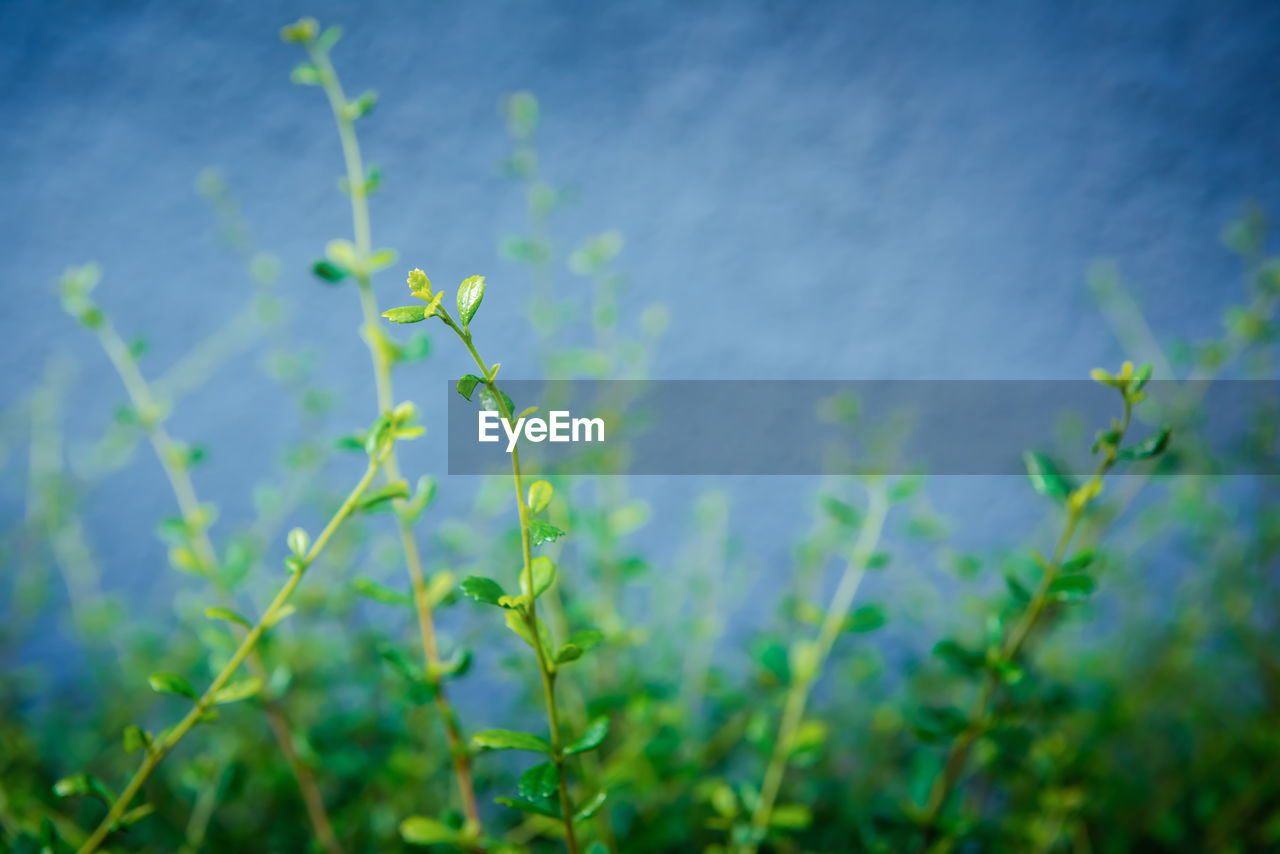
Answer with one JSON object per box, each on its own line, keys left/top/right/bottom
{"left": 913, "top": 399, "right": 1133, "bottom": 852}
{"left": 438, "top": 310, "right": 580, "bottom": 854}
{"left": 93, "top": 318, "right": 344, "bottom": 854}
{"left": 305, "top": 43, "right": 482, "bottom": 832}
{"left": 742, "top": 482, "right": 890, "bottom": 854}
{"left": 75, "top": 459, "right": 381, "bottom": 854}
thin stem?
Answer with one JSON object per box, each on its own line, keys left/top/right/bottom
{"left": 92, "top": 319, "right": 343, "bottom": 854}
{"left": 305, "top": 43, "right": 481, "bottom": 832}
{"left": 76, "top": 459, "right": 381, "bottom": 854}
{"left": 742, "top": 483, "right": 890, "bottom": 854}
{"left": 439, "top": 311, "right": 580, "bottom": 854}
{"left": 913, "top": 399, "right": 1134, "bottom": 852}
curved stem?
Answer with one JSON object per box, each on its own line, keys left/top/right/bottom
{"left": 93, "top": 318, "right": 343, "bottom": 854}
{"left": 742, "top": 483, "right": 890, "bottom": 854}
{"left": 305, "top": 44, "right": 482, "bottom": 832}
{"left": 914, "top": 400, "right": 1133, "bottom": 851}
{"left": 440, "top": 312, "right": 580, "bottom": 854}
{"left": 76, "top": 459, "right": 381, "bottom": 854}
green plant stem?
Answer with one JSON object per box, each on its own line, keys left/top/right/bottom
{"left": 76, "top": 458, "right": 381, "bottom": 854}
{"left": 742, "top": 482, "right": 890, "bottom": 854}
{"left": 92, "top": 318, "right": 344, "bottom": 854}
{"left": 306, "top": 45, "right": 482, "bottom": 833}
{"left": 439, "top": 311, "right": 581, "bottom": 854}
{"left": 913, "top": 401, "right": 1133, "bottom": 853}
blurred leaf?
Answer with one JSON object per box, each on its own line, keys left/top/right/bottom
{"left": 518, "top": 762, "right": 559, "bottom": 801}
{"left": 495, "top": 796, "right": 559, "bottom": 818}
{"left": 473, "top": 729, "right": 552, "bottom": 753}
{"left": 1049, "top": 574, "right": 1096, "bottom": 602}
{"left": 1024, "top": 451, "right": 1072, "bottom": 502}
{"left": 565, "top": 716, "right": 609, "bottom": 755}
{"left": 149, "top": 672, "right": 197, "bottom": 700}
{"left": 399, "top": 816, "right": 458, "bottom": 846}
{"left": 527, "top": 480, "right": 554, "bottom": 515}
{"left": 352, "top": 576, "right": 413, "bottom": 607}
{"left": 460, "top": 576, "right": 507, "bottom": 607}
{"left": 211, "top": 677, "right": 261, "bottom": 705}
{"left": 204, "top": 606, "right": 251, "bottom": 630}
{"left": 844, "top": 604, "right": 886, "bottom": 633}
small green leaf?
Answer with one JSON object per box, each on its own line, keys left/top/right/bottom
{"left": 568, "top": 628, "right": 604, "bottom": 652}
{"left": 527, "top": 479, "right": 554, "bottom": 515}
{"left": 53, "top": 773, "right": 113, "bottom": 804}
{"left": 346, "top": 89, "right": 378, "bottom": 120}
{"left": 1005, "top": 573, "right": 1031, "bottom": 604}
{"left": 565, "top": 716, "right": 609, "bottom": 755}
{"left": 211, "top": 677, "right": 262, "bottom": 705}
{"left": 457, "top": 374, "right": 482, "bottom": 400}
{"left": 574, "top": 790, "right": 608, "bottom": 822}
{"left": 114, "top": 802, "right": 156, "bottom": 828}
{"left": 204, "top": 606, "right": 251, "bottom": 630}
{"left": 358, "top": 480, "right": 410, "bottom": 511}
{"left": 530, "top": 519, "right": 564, "bottom": 547}
{"left": 456, "top": 275, "right": 485, "bottom": 326}
{"left": 352, "top": 576, "right": 413, "bottom": 607}
{"left": 148, "top": 672, "right": 197, "bottom": 700}
{"left": 478, "top": 385, "right": 515, "bottom": 416}
{"left": 1131, "top": 362, "right": 1153, "bottom": 392}
{"left": 1023, "top": 451, "right": 1072, "bottom": 502}
{"left": 495, "top": 796, "right": 559, "bottom": 818}
{"left": 399, "top": 816, "right": 459, "bottom": 846}
{"left": 311, "top": 260, "right": 347, "bottom": 284}
{"left": 1119, "top": 425, "right": 1172, "bottom": 461}
{"left": 460, "top": 576, "right": 507, "bottom": 607}
{"left": 367, "top": 247, "right": 398, "bottom": 273}
{"left": 865, "top": 550, "right": 892, "bottom": 570}
{"left": 287, "top": 527, "right": 309, "bottom": 557}
{"left": 264, "top": 604, "right": 296, "bottom": 628}
{"left": 556, "top": 628, "right": 603, "bottom": 664}
{"left": 820, "top": 495, "right": 860, "bottom": 527}
{"left": 518, "top": 762, "right": 559, "bottom": 801}
{"left": 1061, "top": 549, "right": 1095, "bottom": 574}
{"left": 556, "top": 643, "right": 584, "bottom": 664}
{"left": 290, "top": 62, "right": 322, "bottom": 86}
{"left": 933, "top": 640, "right": 984, "bottom": 673}
{"left": 122, "top": 725, "right": 150, "bottom": 754}
{"left": 382, "top": 305, "right": 429, "bottom": 324}
{"left": 770, "top": 804, "right": 812, "bottom": 829}
{"left": 1049, "top": 574, "right": 1096, "bottom": 602}
{"left": 472, "top": 729, "right": 552, "bottom": 753}
{"left": 844, "top": 604, "right": 886, "bottom": 633}
{"left": 521, "top": 555, "right": 556, "bottom": 599}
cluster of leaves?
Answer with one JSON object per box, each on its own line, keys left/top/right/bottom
{"left": 1, "top": 17, "right": 1277, "bottom": 854}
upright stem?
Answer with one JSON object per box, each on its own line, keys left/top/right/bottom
{"left": 741, "top": 483, "right": 890, "bottom": 854}
{"left": 442, "top": 313, "right": 580, "bottom": 854}
{"left": 305, "top": 44, "right": 482, "bottom": 831}
{"left": 92, "top": 319, "right": 343, "bottom": 854}
{"left": 913, "top": 400, "right": 1133, "bottom": 852}
{"left": 76, "top": 460, "right": 381, "bottom": 854}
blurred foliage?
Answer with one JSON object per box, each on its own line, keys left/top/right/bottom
{"left": 2, "top": 17, "right": 1278, "bottom": 854}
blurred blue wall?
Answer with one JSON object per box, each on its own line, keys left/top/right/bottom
{"left": 2, "top": 0, "right": 1278, "bottom": 632}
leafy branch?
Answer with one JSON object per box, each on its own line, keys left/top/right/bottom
{"left": 387, "top": 270, "right": 610, "bottom": 854}
{"left": 58, "top": 264, "right": 344, "bottom": 854}
{"left": 282, "top": 17, "right": 483, "bottom": 834}
{"left": 69, "top": 449, "right": 386, "bottom": 854}
{"left": 912, "top": 361, "right": 1170, "bottom": 850}
{"left": 738, "top": 480, "right": 892, "bottom": 853}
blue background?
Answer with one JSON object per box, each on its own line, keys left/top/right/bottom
{"left": 3, "top": 0, "right": 1278, "bottom": 645}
